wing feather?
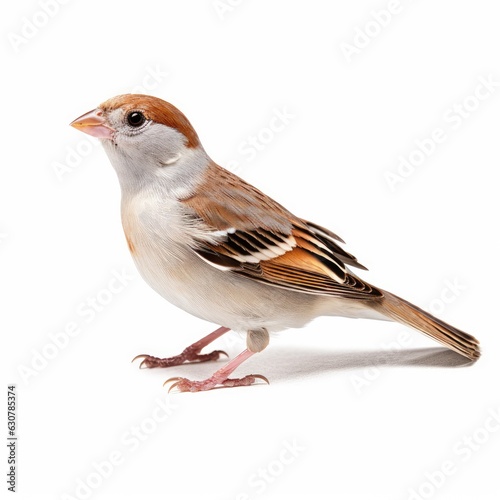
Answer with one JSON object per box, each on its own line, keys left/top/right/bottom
{"left": 180, "top": 162, "right": 381, "bottom": 299}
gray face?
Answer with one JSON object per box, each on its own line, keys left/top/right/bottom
{"left": 102, "top": 108, "right": 187, "bottom": 167}
{"left": 99, "top": 107, "right": 209, "bottom": 197}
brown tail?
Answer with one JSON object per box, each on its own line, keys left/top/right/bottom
{"left": 371, "top": 289, "right": 480, "bottom": 360}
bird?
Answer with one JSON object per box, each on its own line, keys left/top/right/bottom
{"left": 70, "top": 94, "right": 480, "bottom": 392}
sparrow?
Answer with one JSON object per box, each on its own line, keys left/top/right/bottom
{"left": 70, "top": 94, "right": 480, "bottom": 392}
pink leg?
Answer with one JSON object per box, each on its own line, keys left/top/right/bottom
{"left": 165, "top": 349, "right": 269, "bottom": 393}
{"left": 132, "top": 326, "right": 230, "bottom": 369}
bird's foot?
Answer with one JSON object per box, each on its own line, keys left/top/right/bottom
{"left": 164, "top": 374, "right": 269, "bottom": 393}
{"left": 132, "top": 347, "right": 228, "bottom": 369}
{"left": 132, "top": 326, "right": 231, "bottom": 369}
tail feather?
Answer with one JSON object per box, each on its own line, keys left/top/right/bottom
{"left": 372, "top": 289, "right": 480, "bottom": 360}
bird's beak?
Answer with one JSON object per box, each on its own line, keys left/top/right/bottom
{"left": 70, "top": 109, "right": 115, "bottom": 139}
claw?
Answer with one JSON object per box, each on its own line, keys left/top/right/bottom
{"left": 131, "top": 354, "right": 155, "bottom": 369}
{"left": 164, "top": 377, "right": 183, "bottom": 390}
{"left": 252, "top": 374, "right": 270, "bottom": 385}
{"left": 214, "top": 350, "right": 229, "bottom": 359}
{"left": 167, "top": 381, "right": 181, "bottom": 393}
{"left": 131, "top": 354, "right": 148, "bottom": 364}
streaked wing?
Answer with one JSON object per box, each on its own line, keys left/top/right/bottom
{"left": 180, "top": 162, "right": 382, "bottom": 299}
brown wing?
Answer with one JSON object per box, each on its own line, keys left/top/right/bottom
{"left": 180, "top": 162, "right": 381, "bottom": 299}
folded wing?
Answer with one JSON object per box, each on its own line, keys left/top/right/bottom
{"left": 180, "top": 162, "right": 382, "bottom": 299}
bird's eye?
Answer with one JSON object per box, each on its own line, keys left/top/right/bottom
{"left": 127, "top": 111, "right": 146, "bottom": 127}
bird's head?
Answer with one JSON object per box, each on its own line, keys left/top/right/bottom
{"left": 70, "top": 94, "right": 208, "bottom": 194}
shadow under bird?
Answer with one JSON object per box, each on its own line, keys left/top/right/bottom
{"left": 70, "top": 94, "right": 480, "bottom": 392}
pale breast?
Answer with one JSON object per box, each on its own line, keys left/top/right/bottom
{"left": 119, "top": 190, "right": 324, "bottom": 333}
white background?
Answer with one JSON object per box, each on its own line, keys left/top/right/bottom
{"left": 2, "top": 1, "right": 500, "bottom": 499}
